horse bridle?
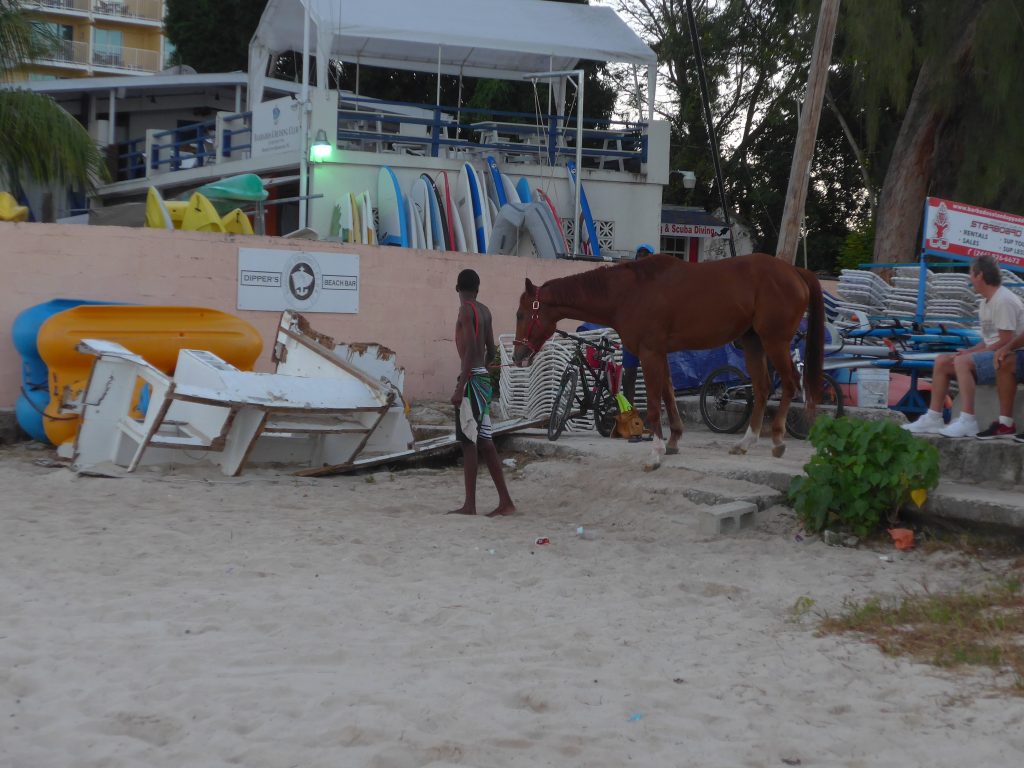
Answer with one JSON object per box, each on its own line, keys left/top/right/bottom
{"left": 514, "top": 286, "right": 544, "bottom": 354}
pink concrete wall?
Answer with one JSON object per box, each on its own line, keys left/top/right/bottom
{"left": 0, "top": 222, "right": 594, "bottom": 407}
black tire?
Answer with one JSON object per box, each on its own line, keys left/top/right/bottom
{"left": 786, "top": 372, "right": 844, "bottom": 440}
{"left": 593, "top": 389, "right": 617, "bottom": 437}
{"left": 699, "top": 365, "right": 753, "bottom": 434}
{"left": 547, "top": 366, "right": 580, "bottom": 441}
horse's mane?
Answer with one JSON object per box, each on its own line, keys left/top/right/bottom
{"left": 542, "top": 256, "right": 674, "bottom": 305}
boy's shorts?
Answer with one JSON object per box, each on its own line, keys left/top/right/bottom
{"left": 972, "top": 350, "right": 1024, "bottom": 385}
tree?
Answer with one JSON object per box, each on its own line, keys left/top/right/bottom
{"left": 164, "top": 0, "right": 269, "bottom": 74}
{"left": 0, "top": 0, "right": 107, "bottom": 197}
{"left": 842, "top": 0, "right": 1024, "bottom": 265}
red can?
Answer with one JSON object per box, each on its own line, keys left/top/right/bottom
{"left": 534, "top": 537, "right": 550, "bottom": 546}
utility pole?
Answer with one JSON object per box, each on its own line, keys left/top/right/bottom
{"left": 776, "top": 0, "right": 841, "bottom": 265}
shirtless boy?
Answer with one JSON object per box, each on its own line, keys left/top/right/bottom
{"left": 448, "top": 269, "right": 516, "bottom": 517}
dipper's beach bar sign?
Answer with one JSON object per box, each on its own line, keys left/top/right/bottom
{"left": 923, "top": 197, "right": 1024, "bottom": 269}
{"left": 238, "top": 248, "right": 359, "bottom": 312}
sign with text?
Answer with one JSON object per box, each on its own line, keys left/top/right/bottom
{"left": 238, "top": 248, "right": 359, "bottom": 313}
{"left": 250, "top": 96, "right": 303, "bottom": 159}
{"left": 923, "top": 197, "right": 1024, "bottom": 269}
{"left": 659, "top": 222, "right": 729, "bottom": 238}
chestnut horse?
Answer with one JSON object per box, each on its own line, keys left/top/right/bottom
{"left": 513, "top": 252, "right": 825, "bottom": 469}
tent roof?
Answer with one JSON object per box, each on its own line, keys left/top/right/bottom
{"left": 252, "top": 0, "right": 657, "bottom": 80}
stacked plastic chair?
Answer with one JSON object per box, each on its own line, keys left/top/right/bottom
{"left": 834, "top": 269, "right": 892, "bottom": 329}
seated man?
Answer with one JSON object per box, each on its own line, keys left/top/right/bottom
{"left": 904, "top": 255, "right": 1024, "bottom": 437}
{"left": 988, "top": 328, "right": 1024, "bottom": 440}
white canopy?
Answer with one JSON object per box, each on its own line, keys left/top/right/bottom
{"left": 249, "top": 0, "right": 657, "bottom": 108}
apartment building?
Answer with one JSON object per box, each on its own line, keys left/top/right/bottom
{"left": 16, "top": 0, "right": 168, "bottom": 81}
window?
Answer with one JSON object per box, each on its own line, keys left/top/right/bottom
{"left": 94, "top": 28, "right": 124, "bottom": 66}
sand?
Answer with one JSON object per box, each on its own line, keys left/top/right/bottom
{"left": 1, "top": 430, "right": 1022, "bottom": 768}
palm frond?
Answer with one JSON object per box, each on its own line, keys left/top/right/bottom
{"left": 0, "top": 89, "right": 109, "bottom": 190}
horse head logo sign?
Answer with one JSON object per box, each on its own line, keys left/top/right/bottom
{"left": 283, "top": 253, "right": 321, "bottom": 307}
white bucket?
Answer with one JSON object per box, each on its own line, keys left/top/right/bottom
{"left": 856, "top": 368, "right": 890, "bottom": 409}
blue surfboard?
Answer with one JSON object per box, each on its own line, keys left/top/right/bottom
{"left": 377, "top": 166, "right": 409, "bottom": 246}
{"left": 464, "top": 162, "right": 487, "bottom": 253}
{"left": 516, "top": 177, "right": 533, "bottom": 203}
{"left": 485, "top": 156, "right": 508, "bottom": 207}
{"left": 566, "top": 160, "right": 600, "bottom": 259}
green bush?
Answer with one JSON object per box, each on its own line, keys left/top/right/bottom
{"left": 788, "top": 417, "right": 940, "bottom": 538}
{"left": 836, "top": 221, "right": 876, "bottom": 272}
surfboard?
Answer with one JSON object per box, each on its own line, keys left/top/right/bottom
{"left": 377, "top": 167, "right": 409, "bottom": 247}
{"left": 422, "top": 174, "right": 449, "bottom": 251}
{"left": 360, "top": 190, "right": 377, "bottom": 245}
{"left": 501, "top": 173, "right": 521, "bottom": 205}
{"left": 439, "top": 172, "right": 463, "bottom": 252}
{"left": 181, "top": 191, "right": 227, "bottom": 233}
{"left": 410, "top": 176, "right": 436, "bottom": 250}
{"left": 455, "top": 165, "right": 479, "bottom": 253}
{"left": 406, "top": 193, "right": 423, "bottom": 249}
{"left": 565, "top": 160, "right": 600, "bottom": 258}
{"left": 536, "top": 188, "right": 569, "bottom": 254}
{"left": 349, "top": 192, "right": 362, "bottom": 243}
{"left": 464, "top": 162, "right": 489, "bottom": 253}
{"left": 38, "top": 305, "right": 262, "bottom": 446}
{"left": 144, "top": 187, "right": 174, "bottom": 229}
{"left": 485, "top": 156, "right": 508, "bottom": 207}
{"left": 516, "top": 178, "right": 533, "bottom": 204}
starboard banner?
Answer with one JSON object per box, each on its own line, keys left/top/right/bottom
{"left": 659, "top": 222, "right": 729, "bottom": 238}
{"left": 238, "top": 248, "right": 359, "bottom": 313}
{"left": 923, "top": 197, "right": 1024, "bottom": 269}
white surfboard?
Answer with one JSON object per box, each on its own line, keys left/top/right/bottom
{"left": 377, "top": 166, "right": 408, "bottom": 247}
{"left": 406, "top": 192, "right": 424, "bottom": 249}
{"left": 456, "top": 165, "right": 479, "bottom": 253}
{"left": 410, "top": 176, "right": 436, "bottom": 250}
{"left": 501, "top": 173, "right": 521, "bottom": 205}
{"left": 360, "top": 190, "right": 376, "bottom": 245}
{"left": 422, "top": 174, "right": 448, "bottom": 251}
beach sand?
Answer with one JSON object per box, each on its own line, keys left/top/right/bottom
{"left": 1, "top": 429, "right": 1021, "bottom": 768}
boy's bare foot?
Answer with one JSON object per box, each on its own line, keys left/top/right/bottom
{"left": 486, "top": 502, "right": 516, "bottom": 517}
{"left": 446, "top": 506, "right": 476, "bottom": 515}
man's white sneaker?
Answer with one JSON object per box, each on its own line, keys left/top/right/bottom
{"left": 939, "top": 415, "right": 979, "bottom": 438}
{"left": 903, "top": 411, "right": 945, "bottom": 434}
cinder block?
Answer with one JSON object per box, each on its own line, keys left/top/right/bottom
{"left": 699, "top": 500, "right": 757, "bottom": 535}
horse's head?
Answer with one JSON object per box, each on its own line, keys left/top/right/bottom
{"left": 513, "top": 278, "right": 557, "bottom": 366}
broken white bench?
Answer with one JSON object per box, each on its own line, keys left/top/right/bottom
{"left": 72, "top": 332, "right": 411, "bottom": 476}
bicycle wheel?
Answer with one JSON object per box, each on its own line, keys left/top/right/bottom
{"left": 699, "top": 365, "right": 753, "bottom": 434}
{"left": 547, "top": 365, "right": 580, "bottom": 441}
{"left": 786, "top": 372, "right": 844, "bottom": 440}
{"left": 593, "top": 388, "right": 617, "bottom": 438}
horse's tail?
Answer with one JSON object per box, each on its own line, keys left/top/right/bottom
{"left": 798, "top": 267, "right": 825, "bottom": 412}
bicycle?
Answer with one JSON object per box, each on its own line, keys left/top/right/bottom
{"left": 698, "top": 331, "right": 844, "bottom": 439}
{"left": 547, "top": 329, "right": 621, "bottom": 441}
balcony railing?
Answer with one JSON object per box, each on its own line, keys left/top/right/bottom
{"left": 93, "top": 0, "right": 164, "bottom": 23}
{"left": 37, "top": 39, "right": 90, "bottom": 67}
{"left": 92, "top": 44, "right": 160, "bottom": 72}
{"left": 28, "top": 0, "right": 92, "bottom": 13}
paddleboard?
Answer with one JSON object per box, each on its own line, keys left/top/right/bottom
{"left": 516, "top": 177, "right": 533, "bottom": 203}
{"left": 360, "top": 190, "right": 377, "bottom": 245}
{"left": 181, "top": 191, "right": 227, "bottom": 233}
{"left": 485, "top": 156, "right": 508, "bottom": 207}
{"left": 377, "top": 167, "right": 409, "bottom": 246}
{"left": 410, "top": 176, "right": 435, "bottom": 250}
{"left": 536, "top": 188, "right": 569, "bottom": 254}
{"left": 565, "top": 160, "right": 600, "bottom": 258}
{"left": 145, "top": 187, "right": 174, "bottom": 229}
{"left": 456, "top": 165, "right": 479, "bottom": 253}
{"left": 38, "top": 305, "right": 262, "bottom": 445}
{"left": 422, "top": 174, "right": 449, "bottom": 251}
{"left": 464, "top": 162, "right": 489, "bottom": 253}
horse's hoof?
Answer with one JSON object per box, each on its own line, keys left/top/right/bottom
{"left": 665, "top": 446, "right": 679, "bottom": 455}
{"left": 729, "top": 445, "right": 747, "bottom": 455}
{"left": 772, "top": 444, "right": 786, "bottom": 458}
{"left": 643, "top": 462, "right": 660, "bottom": 472}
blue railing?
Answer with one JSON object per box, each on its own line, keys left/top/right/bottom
{"left": 150, "top": 119, "right": 217, "bottom": 172}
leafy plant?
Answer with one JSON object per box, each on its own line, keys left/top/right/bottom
{"left": 788, "top": 417, "right": 940, "bottom": 538}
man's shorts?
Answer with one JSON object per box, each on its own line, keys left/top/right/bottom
{"left": 972, "top": 350, "right": 1024, "bottom": 385}
{"left": 622, "top": 348, "right": 639, "bottom": 369}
